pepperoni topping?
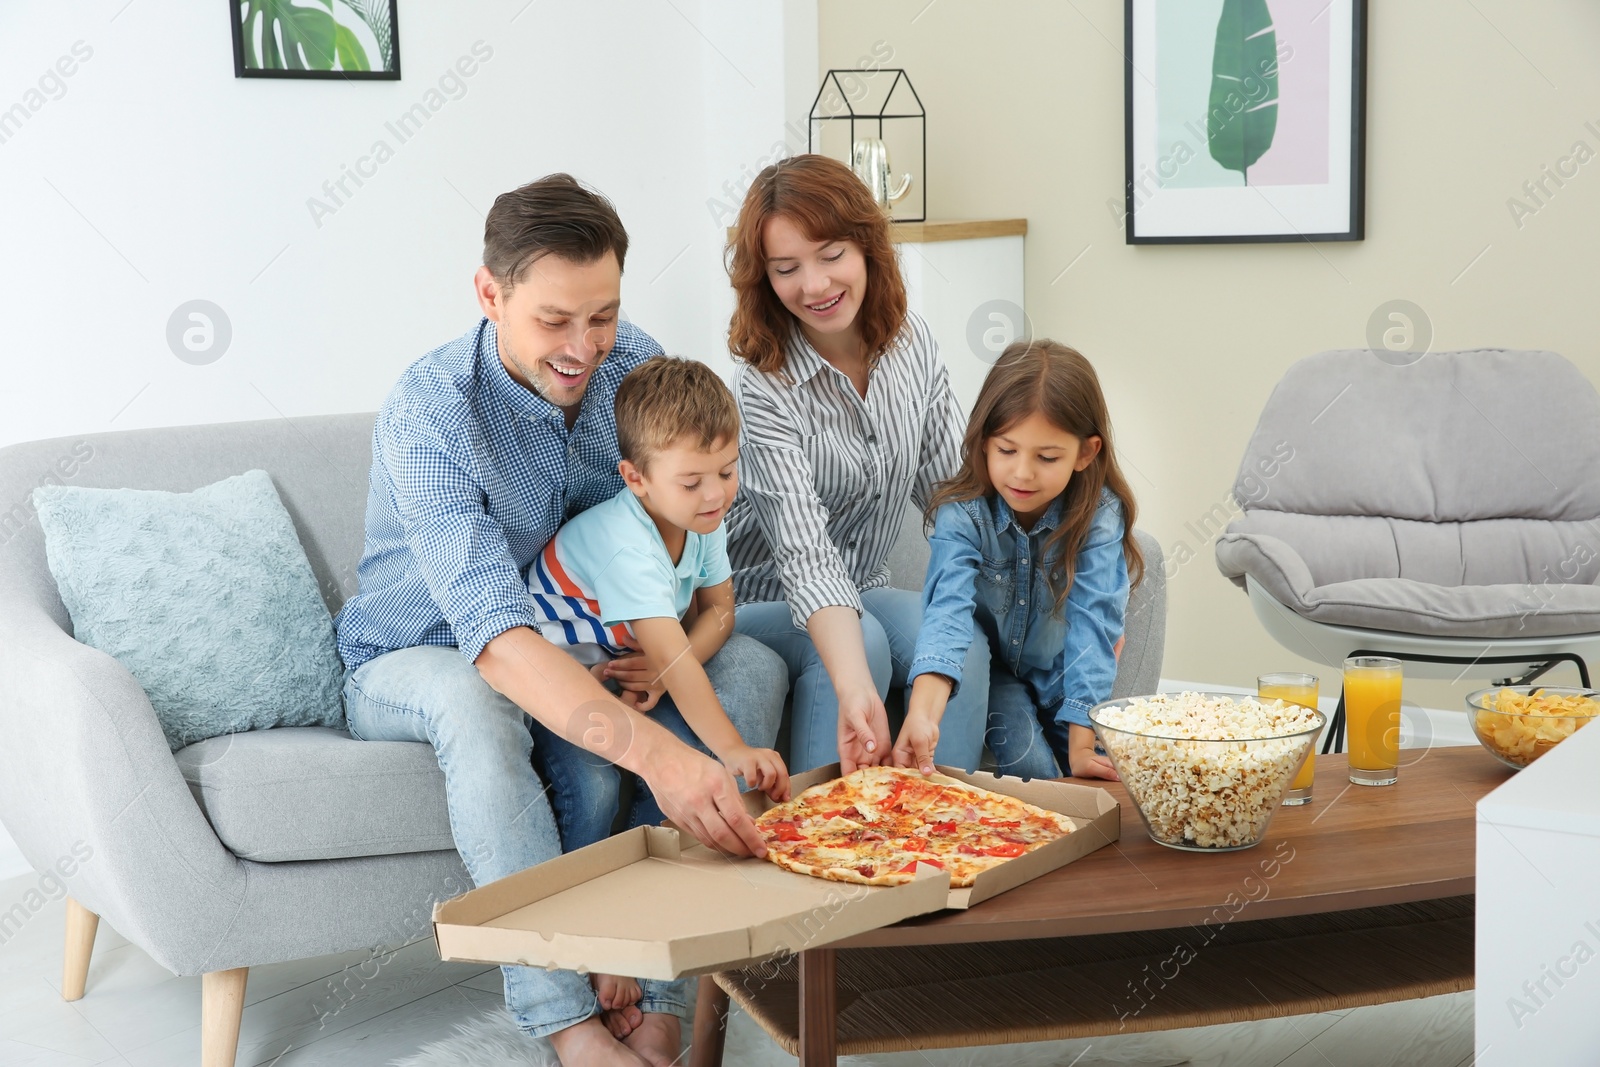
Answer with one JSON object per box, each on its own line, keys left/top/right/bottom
{"left": 982, "top": 842, "right": 1028, "bottom": 858}
{"left": 855, "top": 864, "right": 876, "bottom": 878}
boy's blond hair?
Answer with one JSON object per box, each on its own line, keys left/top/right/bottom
{"left": 614, "top": 356, "right": 740, "bottom": 471}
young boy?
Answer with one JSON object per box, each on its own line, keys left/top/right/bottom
{"left": 527, "top": 354, "right": 790, "bottom": 824}
{"left": 527, "top": 355, "right": 790, "bottom": 1034}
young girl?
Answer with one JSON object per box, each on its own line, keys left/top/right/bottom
{"left": 892, "top": 339, "right": 1143, "bottom": 781}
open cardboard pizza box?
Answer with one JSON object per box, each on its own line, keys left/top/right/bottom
{"left": 752, "top": 763, "right": 1121, "bottom": 910}
{"left": 432, "top": 824, "right": 949, "bottom": 981}
{"left": 433, "top": 766, "right": 1119, "bottom": 980}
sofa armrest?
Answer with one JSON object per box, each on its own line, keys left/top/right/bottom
{"left": 1113, "top": 529, "right": 1167, "bottom": 699}
{"left": 0, "top": 603, "right": 249, "bottom": 972}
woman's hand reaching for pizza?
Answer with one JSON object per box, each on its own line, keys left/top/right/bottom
{"left": 837, "top": 683, "right": 892, "bottom": 775}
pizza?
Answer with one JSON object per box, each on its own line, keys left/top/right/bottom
{"left": 753, "top": 766, "right": 1078, "bottom": 887}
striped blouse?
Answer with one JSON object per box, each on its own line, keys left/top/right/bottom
{"left": 725, "top": 311, "right": 966, "bottom": 628}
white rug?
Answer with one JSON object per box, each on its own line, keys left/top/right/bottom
{"left": 388, "top": 1003, "right": 1190, "bottom": 1067}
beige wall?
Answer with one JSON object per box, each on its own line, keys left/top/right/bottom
{"left": 819, "top": 0, "right": 1600, "bottom": 709}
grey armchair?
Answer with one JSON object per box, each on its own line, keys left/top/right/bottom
{"left": 0, "top": 414, "right": 467, "bottom": 1066}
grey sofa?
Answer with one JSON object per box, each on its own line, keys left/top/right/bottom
{"left": 0, "top": 413, "right": 1165, "bottom": 1066}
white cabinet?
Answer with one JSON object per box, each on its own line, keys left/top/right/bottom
{"left": 894, "top": 220, "right": 1027, "bottom": 416}
{"left": 1476, "top": 721, "right": 1600, "bottom": 1064}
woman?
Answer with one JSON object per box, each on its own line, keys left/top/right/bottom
{"left": 723, "top": 153, "right": 991, "bottom": 774}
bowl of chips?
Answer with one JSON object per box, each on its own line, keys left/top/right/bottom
{"left": 1466, "top": 685, "right": 1600, "bottom": 769}
{"left": 1089, "top": 692, "right": 1324, "bottom": 852}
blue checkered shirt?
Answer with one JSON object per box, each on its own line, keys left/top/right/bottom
{"left": 334, "top": 317, "right": 663, "bottom": 670}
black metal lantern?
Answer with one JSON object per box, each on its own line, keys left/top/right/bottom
{"left": 808, "top": 68, "right": 926, "bottom": 223}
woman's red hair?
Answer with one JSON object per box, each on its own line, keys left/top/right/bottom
{"left": 726, "top": 154, "right": 907, "bottom": 375}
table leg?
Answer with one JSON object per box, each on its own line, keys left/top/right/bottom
{"left": 689, "top": 975, "right": 729, "bottom": 1067}
{"left": 798, "top": 947, "right": 838, "bottom": 1067}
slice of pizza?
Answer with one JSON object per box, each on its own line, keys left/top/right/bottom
{"left": 754, "top": 766, "right": 1078, "bottom": 887}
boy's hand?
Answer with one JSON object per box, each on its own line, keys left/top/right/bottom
{"left": 602, "top": 651, "right": 667, "bottom": 712}
{"left": 603, "top": 650, "right": 658, "bottom": 689}
{"left": 1067, "top": 723, "right": 1118, "bottom": 781}
{"left": 617, "top": 681, "right": 665, "bottom": 713}
{"left": 722, "top": 745, "right": 791, "bottom": 802}
{"left": 891, "top": 710, "right": 940, "bottom": 776}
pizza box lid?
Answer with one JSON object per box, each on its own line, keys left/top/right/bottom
{"left": 432, "top": 824, "right": 949, "bottom": 981}
{"left": 743, "top": 764, "right": 1122, "bottom": 910}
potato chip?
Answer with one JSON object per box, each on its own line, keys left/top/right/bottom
{"left": 1471, "top": 687, "right": 1599, "bottom": 767}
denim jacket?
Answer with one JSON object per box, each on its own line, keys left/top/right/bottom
{"left": 908, "top": 488, "right": 1129, "bottom": 729}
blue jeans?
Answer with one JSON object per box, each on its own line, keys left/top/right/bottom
{"left": 342, "top": 635, "right": 786, "bottom": 1038}
{"left": 527, "top": 635, "right": 787, "bottom": 851}
{"left": 736, "top": 587, "right": 991, "bottom": 773}
{"left": 986, "top": 662, "right": 1069, "bottom": 780}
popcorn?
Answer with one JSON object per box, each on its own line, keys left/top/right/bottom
{"left": 1095, "top": 692, "right": 1321, "bottom": 850}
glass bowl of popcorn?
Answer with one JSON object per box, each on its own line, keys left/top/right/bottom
{"left": 1466, "top": 685, "right": 1600, "bottom": 770}
{"left": 1089, "top": 692, "right": 1325, "bottom": 852}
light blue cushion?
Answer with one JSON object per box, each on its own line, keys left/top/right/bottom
{"left": 33, "top": 470, "right": 344, "bottom": 750}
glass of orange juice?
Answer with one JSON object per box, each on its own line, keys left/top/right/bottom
{"left": 1344, "top": 656, "right": 1403, "bottom": 786}
{"left": 1258, "top": 673, "right": 1319, "bottom": 805}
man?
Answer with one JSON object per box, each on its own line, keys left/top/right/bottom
{"left": 334, "top": 173, "right": 785, "bottom": 1066}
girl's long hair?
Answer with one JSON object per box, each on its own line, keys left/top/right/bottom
{"left": 928, "top": 340, "right": 1143, "bottom": 614}
{"left": 726, "top": 154, "right": 908, "bottom": 376}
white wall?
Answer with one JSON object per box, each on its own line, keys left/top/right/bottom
{"left": 0, "top": 1, "right": 816, "bottom": 448}
{"left": 0, "top": 0, "right": 815, "bottom": 879}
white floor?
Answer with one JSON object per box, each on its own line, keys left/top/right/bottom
{"left": 0, "top": 872, "right": 1477, "bottom": 1067}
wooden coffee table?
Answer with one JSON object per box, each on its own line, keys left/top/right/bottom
{"left": 689, "top": 747, "right": 1510, "bottom": 1066}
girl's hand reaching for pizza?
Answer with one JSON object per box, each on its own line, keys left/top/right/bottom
{"left": 891, "top": 709, "right": 940, "bottom": 776}
{"left": 837, "top": 684, "right": 892, "bottom": 775}
{"left": 724, "top": 744, "right": 792, "bottom": 802}
{"left": 894, "top": 674, "right": 952, "bottom": 775}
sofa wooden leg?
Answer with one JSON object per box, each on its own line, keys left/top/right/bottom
{"left": 61, "top": 897, "right": 99, "bottom": 1001}
{"left": 201, "top": 967, "right": 249, "bottom": 1067}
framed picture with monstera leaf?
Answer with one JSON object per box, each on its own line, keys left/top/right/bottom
{"left": 1122, "top": 0, "right": 1366, "bottom": 243}
{"left": 231, "top": 0, "right": 400, "bottom": 80}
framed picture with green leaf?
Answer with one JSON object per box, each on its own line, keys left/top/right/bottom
{"left": 231, "top": 0, "right": 400, "bottom": 80}
{"left": 1123, "top": 0, "right": 1366, "bottom": 243}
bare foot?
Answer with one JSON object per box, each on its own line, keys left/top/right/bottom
{"left": 546, "top": 1016, "right": 648, "bottom": 1067}
{"left": 622, "top": 1012, "right": 683, "bottom": 1067}
{"left": 601, "top": 1004, "right": 644, "bottom": 1039}
{"left": 593, "top": 972, "right": 643, "bottom": 1010}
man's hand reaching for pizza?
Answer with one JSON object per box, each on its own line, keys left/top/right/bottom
{"left": 642, "top": 735, "right": 769, "bottom": 857}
